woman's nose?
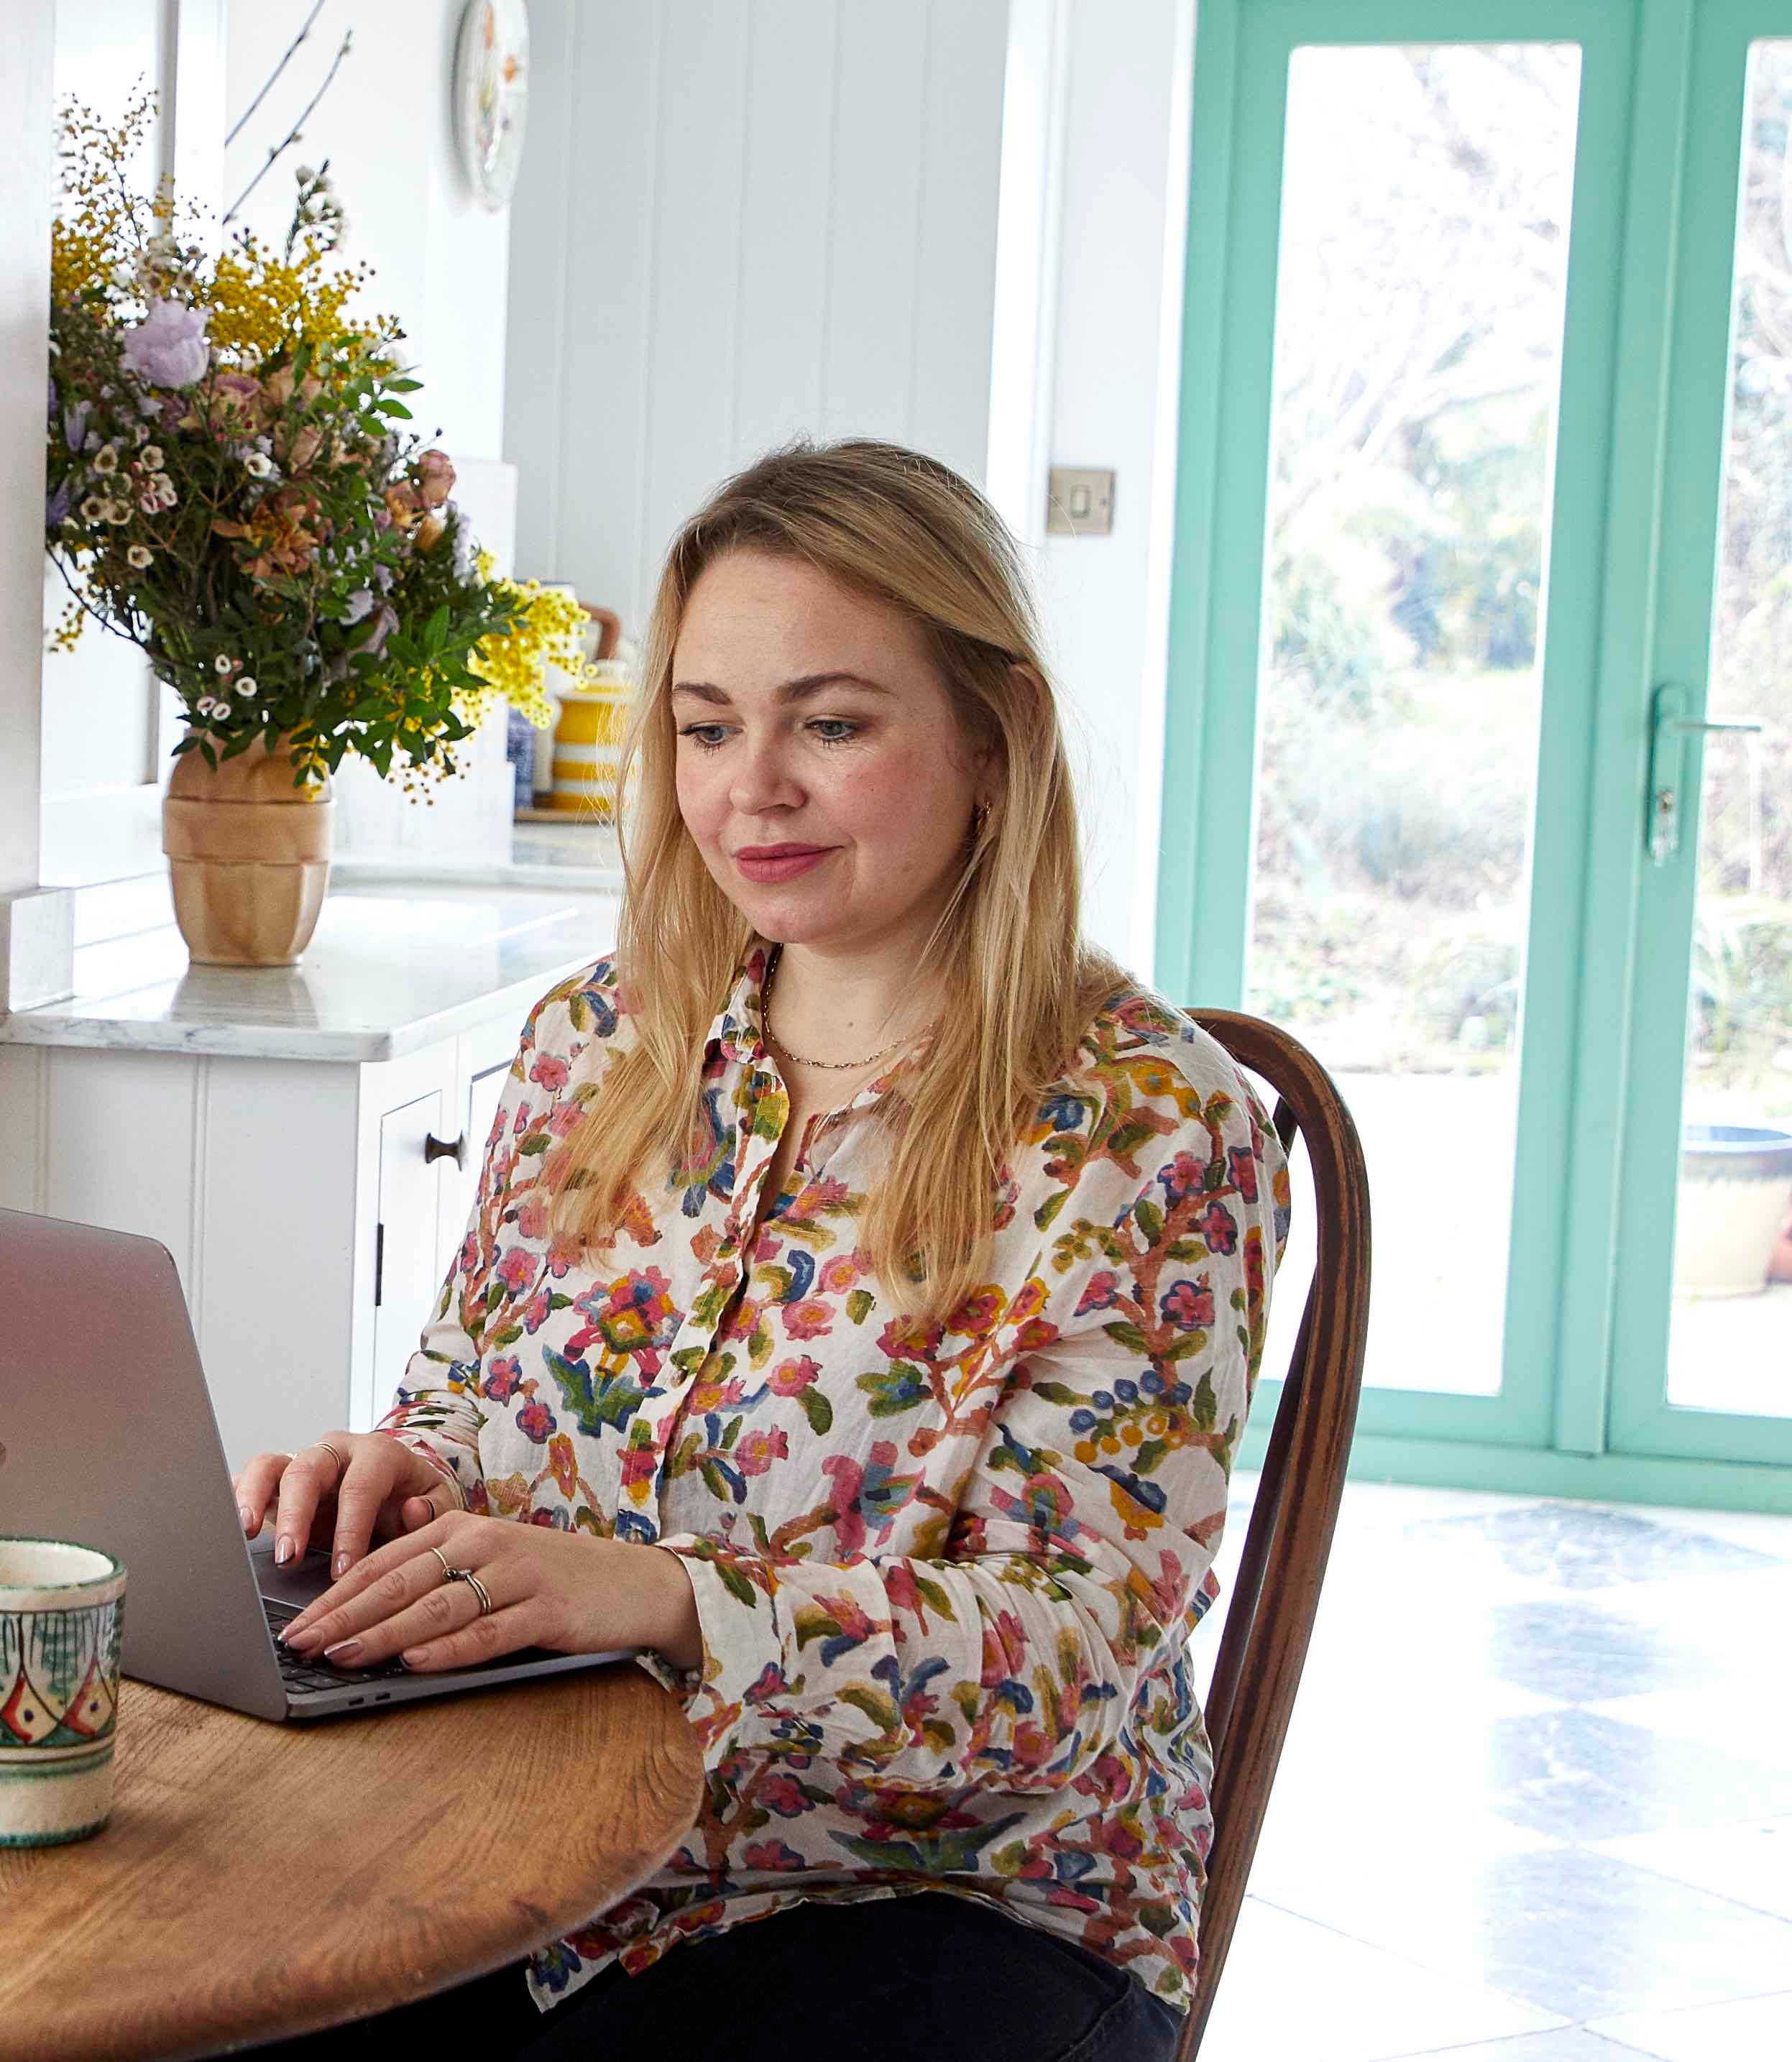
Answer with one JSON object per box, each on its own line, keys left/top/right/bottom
{"left": 727, "top": 735, "right": 805, "bottom": 815}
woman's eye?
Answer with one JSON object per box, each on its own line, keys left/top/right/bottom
{"left": 677, "top": 724, "right": 730, "bottom": 751}
{"left": 809, "top": 719, "right": 859, "bottom": 746}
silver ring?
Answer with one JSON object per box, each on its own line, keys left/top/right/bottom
{"left": 428, "top": 1545, "right": 454, "bottom": 1582}
{"left": 444, "top": 1565, "right": 494, "bottom": 1616}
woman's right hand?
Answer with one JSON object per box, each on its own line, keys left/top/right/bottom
{"left": 232, "top": 1433, "right": 461, "bottom": 1581}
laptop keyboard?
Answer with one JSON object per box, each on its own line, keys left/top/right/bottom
{"left": 263, "top": 1596, "right": 410, "bottom": 1693}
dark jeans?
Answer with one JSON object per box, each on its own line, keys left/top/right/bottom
{"left": 245, "top": 1890, "right": 1185, "bottom": 2061}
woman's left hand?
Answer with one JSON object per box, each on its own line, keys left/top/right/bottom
{"left": 274, "top": 1512, "right": 702, "bottom": 1673}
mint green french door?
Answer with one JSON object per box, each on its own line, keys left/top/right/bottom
{"left": 1159, "top": 0, "right": 1792, "bottom": 1509}
{"left": 1609, "top": 9, "right": 1792, "bottom": 1472}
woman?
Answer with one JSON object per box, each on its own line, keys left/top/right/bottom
{"left": 236, "top": 438, "right": 1290, "bottom": 2061}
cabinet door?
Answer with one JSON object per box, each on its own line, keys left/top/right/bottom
{"left": 434, "top": 1059, "right": 510, "bottom": 1287}
{"left": 372, "top": 1087, "right": 447, "bottom": 1399}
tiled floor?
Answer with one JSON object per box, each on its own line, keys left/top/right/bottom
{"left": 1191, "top": 1477, "right": 1792, "bottom": 2061}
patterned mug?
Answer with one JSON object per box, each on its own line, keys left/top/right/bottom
{"left": 0, "top": 1537, "right": 127, "bottom": 1847}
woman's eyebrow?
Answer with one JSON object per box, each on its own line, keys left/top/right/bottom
{"left": 669, "top": 671, "right": 896, "bottom": 704}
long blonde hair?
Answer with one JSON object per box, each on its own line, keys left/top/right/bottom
{"left": 548, "top": 437, "right": 1127, "bottom": 1323}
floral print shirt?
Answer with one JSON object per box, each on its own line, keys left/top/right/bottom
{"left": 375, "top": 942, "right": 1291, "bottom": 2020}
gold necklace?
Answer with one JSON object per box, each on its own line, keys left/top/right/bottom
{"left": 761, "top": 945, "right": 932, "bottom": 1072}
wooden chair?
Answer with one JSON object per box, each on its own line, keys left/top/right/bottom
{"left": 1177, "top": 1010, "right": 1374, "bottom": 2060}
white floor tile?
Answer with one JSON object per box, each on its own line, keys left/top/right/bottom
{"left": 1335, "top": 1481, "right": 1557, "bottom": 1530}
{"left": 1249, "top": 1799, "right": 1562, "bottom": 1904}
{"left": 1580, "top": 1690, "right": 1792, "bottom": 1775}
{"left": 1611, "top": 1501, "right": 1792, "bottom": 1561}
{"left": 1587, "top": 1816, "right": 1792, "bottom": 1925}
{"left": 1587, "top": 1986, "right": 1792, "bottom": 2061}
{"left": 1200, "top": 1895, "right": 1566, "bottom": 2062}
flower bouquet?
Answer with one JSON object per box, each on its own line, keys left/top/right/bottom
{"left": 44, "top": 89, "right": 593, "bottom": 960}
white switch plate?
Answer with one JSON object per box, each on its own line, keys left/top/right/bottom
{"left": 1046, "top": 467, "right": 1116, "bottom": 535}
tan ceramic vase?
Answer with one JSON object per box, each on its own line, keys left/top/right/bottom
{"left": 161, "top": 734, "right": 334, "bottom": 967}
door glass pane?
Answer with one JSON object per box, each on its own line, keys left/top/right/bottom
{"left": 1247, "top": 43, "right": 1581, "bottom": 1394}
{"left": 1667, "top": 41, "right": 1792, "bottom": 1419}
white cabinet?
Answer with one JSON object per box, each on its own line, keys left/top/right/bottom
{"left": 0, "top": 1020, "right": 521, "bottom": 1473}
{"left": 373, "top": 1085, "right": 453, "bottom": 1413}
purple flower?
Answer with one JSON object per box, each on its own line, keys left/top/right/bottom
{"left": 62, "top": 399, "right": 91, "bottom": 453}
{"left": 120, "top": 298, "right": 210, "bottom": 389}
{"left": 45, "top": 479, "right": 71, "bottom": 528}
{"left": 341, "top": 586, "right": 375, "bottom": 625}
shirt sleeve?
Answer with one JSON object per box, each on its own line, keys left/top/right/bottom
{"left": 645, "top": 1036, "right": 1293, "bottom": 1790}
{"left": 371, "top": 988, "right": 576, "bottom": 1510}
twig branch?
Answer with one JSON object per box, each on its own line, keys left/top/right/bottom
{"left": 221, "top": 28, "right": 353, "bottom": 226}
{"left": 224, "top": 0, "right": 326, "bottom": 149}
{"left": 47, "top": 547, "right": 155, "bottom": 658}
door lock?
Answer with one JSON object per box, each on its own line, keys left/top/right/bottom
{"left": 1645, "top": 682, "right": 1763, "bottom": 863}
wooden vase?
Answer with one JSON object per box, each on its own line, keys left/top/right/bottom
{"left": 161, "top": 735, "right": 334, "bottom": 967}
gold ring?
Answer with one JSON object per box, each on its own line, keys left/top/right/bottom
{"left": 428, "top": 1545, "right": 454, "bottom": 1583}
{"left": 313, "top": 1440, "right": 346, "bottom": 1478}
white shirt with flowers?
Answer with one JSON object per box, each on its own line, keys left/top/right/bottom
{"left": 375, "top": 943, "right": 1291, "bottom": 2018}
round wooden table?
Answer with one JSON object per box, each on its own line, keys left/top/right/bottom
{"left": 0, "top": 1668, "right": 703, "bottom": 2061}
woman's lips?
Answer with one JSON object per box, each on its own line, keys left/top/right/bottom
{"left": 734, "top": 847, "right": 835, "bottom": 883}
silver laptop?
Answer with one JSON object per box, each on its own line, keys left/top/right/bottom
{"left": 0, "top": 1206, "right": 630, "bottom": 1720}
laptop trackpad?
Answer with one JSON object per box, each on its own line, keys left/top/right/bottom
{"left": 253, "top": 1542, "right": 354, "bottom": 1608}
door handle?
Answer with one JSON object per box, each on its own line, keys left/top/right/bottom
{"left": 1646, "top": 683, "right": 1764, "bottom": 863}
{"left": 423, "top": 1131, "right": 466, "bottom": 1169}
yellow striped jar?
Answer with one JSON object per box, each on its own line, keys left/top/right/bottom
{"left": 546, "top": 663, "right": 633, "bottom": 820}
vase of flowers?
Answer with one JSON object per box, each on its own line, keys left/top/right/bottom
{"left": 43, "top": 90, "right": 593, "bottom": 965}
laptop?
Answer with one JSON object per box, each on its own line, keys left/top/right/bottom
{"left": 0, "top": 1206, "right": 631, "bottom": 1720}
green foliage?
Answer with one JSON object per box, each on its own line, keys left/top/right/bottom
{"left": 44, "top": 94, "right": 528, "bottom": 793}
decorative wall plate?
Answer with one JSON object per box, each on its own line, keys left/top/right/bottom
{"left": 452, "top": 0, "right": 530, "bottom": 211}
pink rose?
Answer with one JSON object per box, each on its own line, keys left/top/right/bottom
{"left": 415, "top": 448, "right": 456, "bottom": 507}
{"left": 209, "top": 370, "right": 268, "bottom": 431}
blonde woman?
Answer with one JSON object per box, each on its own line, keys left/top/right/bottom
{"left": 236, "top": 439, "right": 1290, "bottom": 2062}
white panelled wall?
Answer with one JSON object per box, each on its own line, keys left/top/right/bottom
{"left": 1029, "top": 0, "right": 1195, "bottom": 978}
{"left": 504, "top": 0, "right": 1008, "bottom": 627}
{"left": 504, "top": 0, "right": 1193, "bottom": 978}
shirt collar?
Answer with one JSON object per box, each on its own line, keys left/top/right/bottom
{"left": 705, "top": 938, "right": 775, "bottom": 1063}
{"left": 703, "top": 939, "right": 938, "bottom": 1092}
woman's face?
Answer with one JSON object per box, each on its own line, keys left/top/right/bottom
{"left": 671, "top": 548, "right": 988, "bottom": 958}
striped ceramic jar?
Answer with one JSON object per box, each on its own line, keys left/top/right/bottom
{"left": 546, "top": 663, "right": 634, "bottom": 820}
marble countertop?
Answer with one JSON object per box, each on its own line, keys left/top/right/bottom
{"left": 331, "top": 819, "right": 625, "bottom": 890}
{"left": 0, "top": 881, "right": 620, "bottom": 1062}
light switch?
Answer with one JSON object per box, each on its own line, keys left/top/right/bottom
{"left": 1046, "top": 467, "right": 1115, "bottom": 536}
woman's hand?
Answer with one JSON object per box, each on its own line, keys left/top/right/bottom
{"left": 274, "top": 1511, "right": 704, "bottom": 1675}
{"left": 233, "top": 1430, "right": 462, "bottom": 1578}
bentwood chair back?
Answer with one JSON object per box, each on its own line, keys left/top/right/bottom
{"left": 1177, "top": 1010, "right": 1372, "bottom": 2060}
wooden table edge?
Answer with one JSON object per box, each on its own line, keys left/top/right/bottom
{"left": 1, "top": 1667, "right": 705, "bottom": 2062}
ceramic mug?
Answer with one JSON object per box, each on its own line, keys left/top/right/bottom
{"left": 0, "top": 1537, "right": 127, "bottom": 1846}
